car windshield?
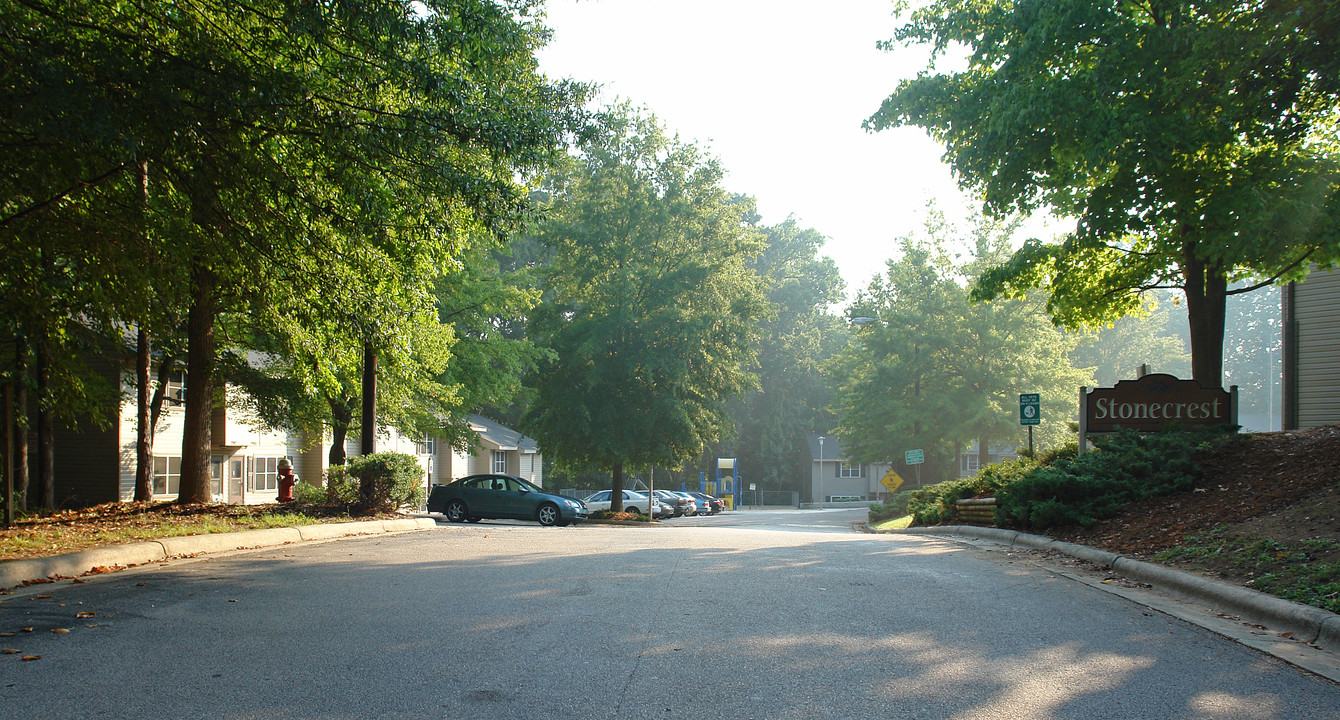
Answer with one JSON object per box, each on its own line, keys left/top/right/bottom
{"left": 515, "top": 477, "right": 544, "bottom": 493}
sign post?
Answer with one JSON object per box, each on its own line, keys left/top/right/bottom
{"left": 1020, "top": 393, "right": 1040, "bottom": 457}
{"left": 904, "top": 449, "right": 924, "bottom": 487}
{"left": 880, "top": 469, "right": 904, "bottom": 495}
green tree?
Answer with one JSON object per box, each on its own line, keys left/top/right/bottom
{"left": 2, "top": 1, "right": 586, "bottom": 504}
{"left": 833, "top": 212, "right": 1090, "bottom": 483}
{"left": 1069, "top": 291, "right": 1192, "bottom": 387}
{"left": 731, "top": 217, "right": 845, "bottom": 495}
{"left": 868, "top": 0, "right": 1340, "bottom": 387}
{"left": 524, "top": 108, "right": 766, "bottom": 511}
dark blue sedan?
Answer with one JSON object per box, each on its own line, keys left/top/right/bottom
{"left": 428, "top": 474, "right": 587, "bottom": 527}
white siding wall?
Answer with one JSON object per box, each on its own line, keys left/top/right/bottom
{"left": 519, "top": 452, "right": 542, "bottom": 485}
{"left": 1295, "top": 269, "right": 1340, "bottom": 427}
{"left": 219, "top": 399, "right": 290, "bottom": 504}
{"left": 117, "top": 379, "right": 189, "bottom": 501}
{"left": 105, "top": 374, "right": 536, "bottom": 504}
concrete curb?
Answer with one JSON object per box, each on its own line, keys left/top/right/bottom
{"left": 0, "top": 517, "right": 438, "bottom": 591}
{"left": 891, "top": 525, "right": 1340, "bottom": 653}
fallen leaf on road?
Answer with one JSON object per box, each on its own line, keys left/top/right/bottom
{"left": 2, "top": 648, "right": 18, "bottom": 654}
{"left": 51, "top": 628, "right": 70, "bottom": 634}
{"left": 75, "top": 611, "right": 95, "bottom": 618}
{"left": 21, "top": 655, "right": 40, "bottom": 661}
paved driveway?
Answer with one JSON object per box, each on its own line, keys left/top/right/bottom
{"left": 2, "top": 514, "right": 1336, "bottom": 719}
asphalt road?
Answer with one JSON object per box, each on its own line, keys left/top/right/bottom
{"left": 2, "top": 508, "right": 1337, "bottom": 719}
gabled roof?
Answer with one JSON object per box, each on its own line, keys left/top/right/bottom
{"left": 469, "top": 414, "right": 538, "bottom": 453}
{"left": 806, "top": 434, "right": 847, "bottom": 461}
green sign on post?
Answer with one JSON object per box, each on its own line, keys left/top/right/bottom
{"left": 904, "top": 449, "right": 924, "bottom": 465}
{"left": 1020, "top": 393, "right": 1041, "bottom": 426}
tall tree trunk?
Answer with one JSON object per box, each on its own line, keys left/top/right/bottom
{"left": 610, "top": 462, "right": 624, "bottom": 512}
{"left": 3, "top": 383, "right": 11, "bottom": 528}
{"left": 360, "top": 342, "right": 377, "bottom": 456}
{"left": 1181, "top": 249, "right": 1228, "bottom": 388}
{"left": 149, "top": 356, "right": 174, "bottom": 437}
{"left": 134, "top": 158, "right": 153, "bottom": 502}
{"left": 178, "top": 266, "right": 217, "bottom": 504}
{"left": 35, "top": 339, "right": 53, "bottom": 511}
{"left": 134, "top": 327, "right": 153, "bottom": 501}
{"left": 13, "top": 340, "right": 28, "bottom": 512}
{"left": 134, "top": 352, "right": 176, "bottom": 500}
{"left": 328, "top": 396, "right": 351, "bottom": 467}
{"left": 357, "top": 344, "right": 378, "bottom": 506}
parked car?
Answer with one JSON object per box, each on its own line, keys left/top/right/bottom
{"left": 582, "top": 490, "right": 671, "bottom": 518}
{"left": 671, "top": 491, "right": 709, "bottom": 515}
{"left": 429, "top": 474, "right": 587, "bottom": 527}
{"left": 651, "top": 489, "right": 696, "bottom": 516}
{"left": 676, "top": 491, "right": 711, "bottom": 515}
{"left": 687, "top": 491, "right": 725, "bottom": 514}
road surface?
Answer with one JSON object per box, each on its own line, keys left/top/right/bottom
{"left": 2, "top": 508, "right": 1336, "bottom": 718}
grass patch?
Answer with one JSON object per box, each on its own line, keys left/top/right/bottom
{"left": 0, "top": 502, "right": 359, "bottom": 562}
{"left": 1156, "top": 526, "right": 1340, "bottom": 614}
{"left": 872, "top": 515, "right": 914, "bottom": 531}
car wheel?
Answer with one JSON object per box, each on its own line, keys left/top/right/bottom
{"left": 445, "top": 499, "right": 469, "bottom": 523}
{"left": 537, "top": 503, "right": 560, "bottom": 526}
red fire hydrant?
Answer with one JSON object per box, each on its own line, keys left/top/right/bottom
{"left": 277, "top": 458, "right": 297, "bottom": 503}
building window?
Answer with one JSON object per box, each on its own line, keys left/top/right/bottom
{"left": 963, "top": 455, "right": 980, "bottom": 473}
{"left": 254, "top": 456, "right": 280, "bottom": 491}
{"left": 415, "top": 438, "right": 436, "bottom": 456}
{"left": 165, "top": 370, "right": 187, "bottom": 405}
{"left": 153, "top": 456, "right": 181, "bottom": 495}
{"left": 491, "top": 451, "right": 508, "bottom": 474}
{"left": 839, "top": 462, "right": 863, "bottom": 478}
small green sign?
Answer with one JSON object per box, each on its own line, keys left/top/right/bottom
{"left": 1020, "top": 393, "right": 1041, "bottom": 426}
{"left": 905, "top": 449, "right": 924, "bottom": 465}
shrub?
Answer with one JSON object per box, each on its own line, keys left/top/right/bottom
{"left": 291, "top": 481, "right": 327, "bottom": 504}
{"left": 903, "top": 456, "right": 1039, "bottom": 525}
{"left": 994, "top": 427, "right": 1230, "bottom": 529}
{"left": 344, "top": 452, "right": 425, "bottom": 512}
{"left": 869, "top": 491, "right": 914, "bottom": 523}
{"left": 323, "top": 465, "right": 362, "bottom": 506}
{"left": 906, "top": 478, "right": 974, "bottom": 525}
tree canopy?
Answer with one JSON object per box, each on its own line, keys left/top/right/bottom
{"left": 728, "top": 217, "right": 845, "bottom": 495}
{"left": 868, "top": 0, "right": 1340, "bottom": 387}
{"left": 832, "top": 212, "right": 1090, "bottom": 484}
{"left": 523, "top": 107, "right": 766, "bottom": 508}
{"left": 2, "top": 0, "right": 586, "bottom": 503}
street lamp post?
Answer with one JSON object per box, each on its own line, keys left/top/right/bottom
{"left": 817, "top": 435, "right": 824, "bottom": 509}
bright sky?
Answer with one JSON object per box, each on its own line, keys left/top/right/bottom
{"left": 534, "top": 0, "right": 976, "bottom": 299}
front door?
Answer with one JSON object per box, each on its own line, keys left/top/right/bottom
{"left": 229, "top": 457, "right": 246, "bottom": 503}
{"left": 210, "top": 455, "right": 224, "bottom": 501}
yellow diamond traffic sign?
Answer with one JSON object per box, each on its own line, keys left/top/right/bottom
{"left": 880, "top": 469, "right": 905, "bottom": 493}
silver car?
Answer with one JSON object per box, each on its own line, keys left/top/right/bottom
{"left": 581, "top": 490, "right": 671, "bottom": 517}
